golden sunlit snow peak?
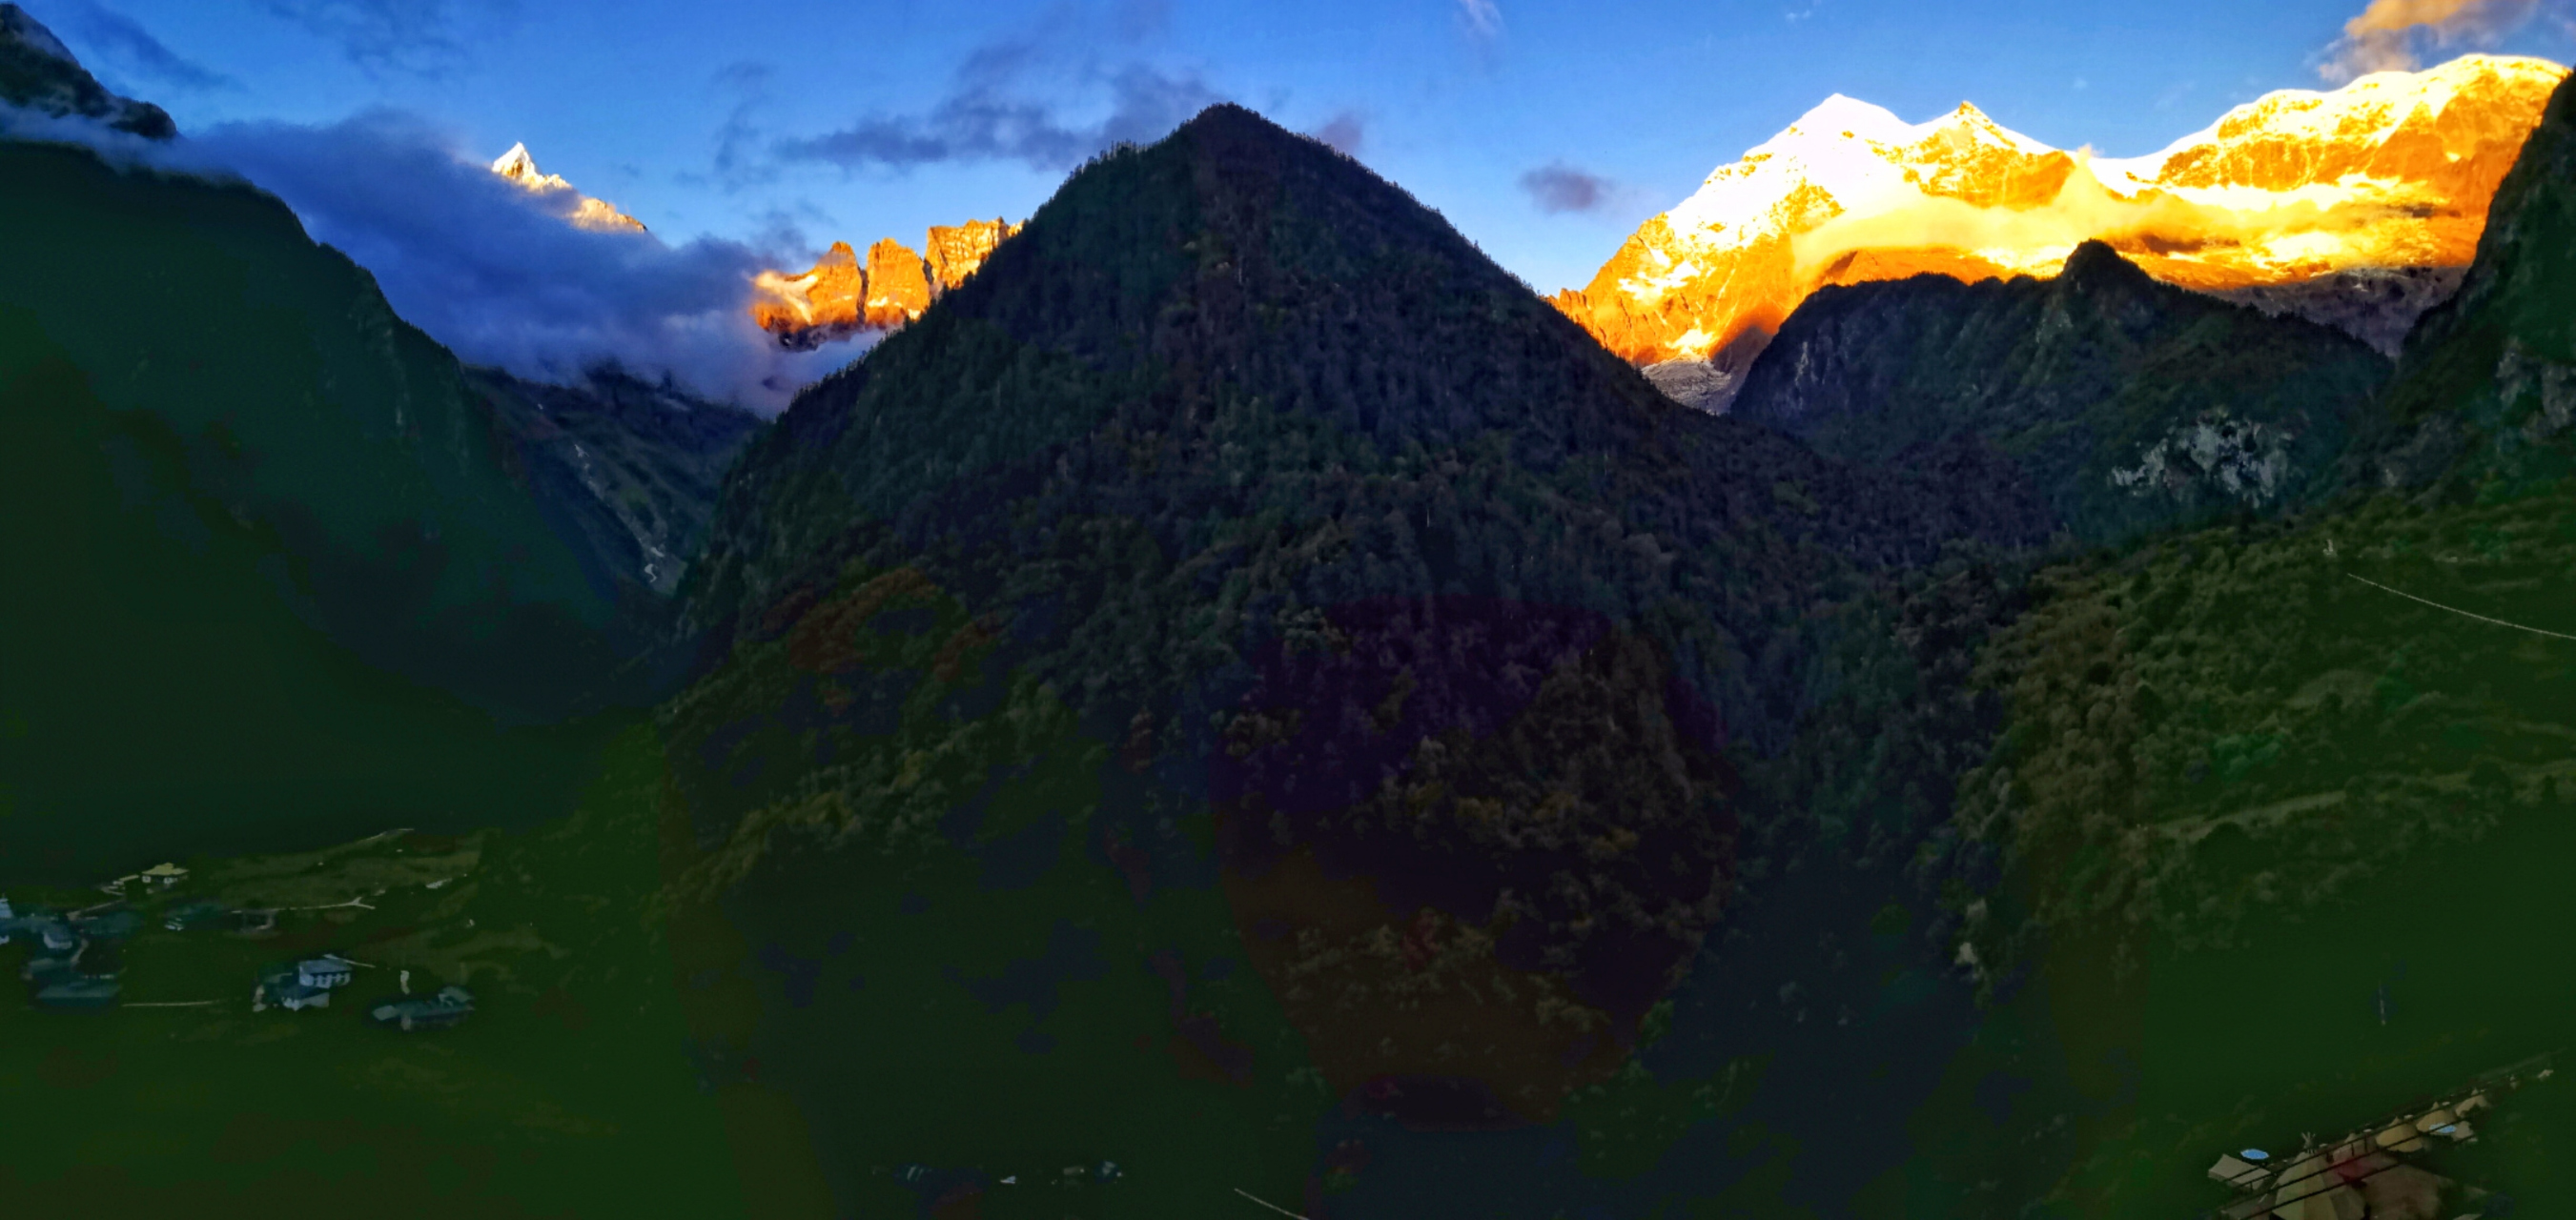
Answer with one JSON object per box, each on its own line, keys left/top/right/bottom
{"left": 488, "top": 142, "right": 645, "bottom": 234}
{"left": 1557, "top": 53, "right": 2569, "bottom": 371}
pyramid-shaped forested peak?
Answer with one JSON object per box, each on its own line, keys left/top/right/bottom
{"left": 667, "top": 102, "right": 2064, "bottom": 1063}
{"left": 685, "top": 102, "right": 2033, "bottom": 653}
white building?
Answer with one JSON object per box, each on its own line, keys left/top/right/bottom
{"left": 296, "top": 955, "right": 357, "bottom": 989}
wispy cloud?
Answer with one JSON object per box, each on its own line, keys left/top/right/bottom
{"left": 1309, "top": 111, "right": 1365, "bottom": 155}
{"left": 112, "top": 110, "right": 841, "bottom": 409}
{"left": 702, "top": 60, "right": 779, "bottom": 188}
{"left": 775, "top": 38, "right": 1222, "bottom": 173}
{"left": 1457, "top": 0, "right": 1503, "bottom": 40}
{"left": 1114, "top": 0, "right": 1171, "bottom": 41}
{"left": 2318, "top": 0, "right": 2545, "bottom": 81}
{"left": 257, "top": 0, "right": 511, "bottom": 78}
{"left": 47, "top": 0, "right": 236, "bottom": 92}
{"left": 1519, "top": 162, "right": 1616, "bottom": 214}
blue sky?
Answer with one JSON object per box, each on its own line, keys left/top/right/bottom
{"left": 20, "top": 0, "right": 2575, "bottom": 401}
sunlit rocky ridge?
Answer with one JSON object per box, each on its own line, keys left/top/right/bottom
{"left": 1556, "top": 54, "right": 2568, "bottom": 409}
{"left": 747, "top": 218, "right": 1021, "bottom": 351}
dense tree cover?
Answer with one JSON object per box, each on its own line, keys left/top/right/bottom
{"left": 1910, "top": 71, "right": 2576, "bottom": 1220}
{"left": 668, "top": 105, "right": 2063, "bottom": 1137}
{"left": 0, "top": 138, "right": 767, "bottom": 881}
{"left": 1730, "top": 241, "right": 2392, "bottom": 544}
{"left": 0, "top": 139, "right": 664, "bottom": 720}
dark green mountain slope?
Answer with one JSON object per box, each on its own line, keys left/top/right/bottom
{"left": 466, "top": 365, "right": 764, "bottom": 600}
{"left": 1729, "top": 241, "right": 2392, "bottom": 544}
{"left": 656, "top": 104, "right": 2047, "bottom": 1204}
{"left": 1899, "top": 70, "right": 2576, "bottom": 1220}
{"left": 2364, "top": 69, "right": 2576, "bottom": 496}
{"left": 0, "top": 137, "right": 742, "bottom": 878}
{"left": 0, "top": 4, "right": 174, "bottom": 138}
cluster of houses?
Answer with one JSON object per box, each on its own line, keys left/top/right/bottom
{"left": 3, "top": 892, "right": 135, "bottom": 1008}
{"left": 252, "top": 952, "right": 476, "bottom": 1030}
{"left": 5, "top": 875, "right": 477, "bottom": 1031}
{"left": 2, "top": 866, "right": 249, "bottom": 1011}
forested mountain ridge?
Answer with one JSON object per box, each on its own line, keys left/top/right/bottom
{"left": 0, "top": 4, "right": 174, "bottom": 139}
{"left": 1904, "top": 68, "right": 2576, "bottom": 1220}
{"left": 1729, "top": 240, "right": 2393, "bottom": 545}
{"left": 0, "top": 132, "right": 752, "bottom": 878}
{"left": 660, "top": 103, "right": 2062, "bottom": 1147}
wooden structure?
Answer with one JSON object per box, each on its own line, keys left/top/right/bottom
{"left": 2207, "top": 1053, "right": 2556, "bottom": 1220}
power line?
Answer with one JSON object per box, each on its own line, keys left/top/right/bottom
{"left": 1235, "top": 1188, "right": 1311, "bottom": 1219}
{"left": 2345, "top": 573, "right": 2576, "bottom": 642}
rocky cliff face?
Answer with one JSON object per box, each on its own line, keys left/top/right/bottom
{"left": 926, "top": 217, "right": 1014, "bottom": 288}
{"left": 749, "top": 217, "right": 1022, "bottom": 350}
{"left": 1728, "top": 240, "right": 2392, "bottom": 542}
{"left": 0, "top": 3, "right": 175, "bottom": 139}
{"left": 861, "top": 236, "right": 930, "bottom": 328}
{"left": 1565, "top": 54, "right": 2566, "bottom": 389}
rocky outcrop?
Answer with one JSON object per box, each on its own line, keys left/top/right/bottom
{"left": 0, "top": 3, "right": 175, "bottom": 139}
{"left": 2205, "top": 266, "right": 2469, "bottom": 357}
{"left": 749, "top": 218, "right": 1021, "bottom": 350}
{"left": 926, "top": 218, "right": 1016, "bottom": 289}
{"left": 862, "top": 237, "right": 930, "bottom": 328}
{"left": 750, "top": 241, "right": 866, "bottom": 351}
{"left": 1563, "top": 55, "right": 2566, "bottom": 374}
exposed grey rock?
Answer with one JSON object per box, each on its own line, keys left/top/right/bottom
{"left": 1642, "top": 357, "right": 1739, "bottom": 414}
{"left": 2204, "top": 265, "right": 2467, "bottom": 357}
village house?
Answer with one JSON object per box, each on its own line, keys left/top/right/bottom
{"left": 297, "top": 955, "right": 357, "bottom": 988}
{"left": 24, "top": 951, "right": 78, "bottom": 986}
{"left": 72, "top": 908, "right": 142, "bottom": 940}
{"left": 258, "top": 966, "right": 332, "bottom": 1010}
{"left": 163, "top": 900, "right": 229, "bottom": 931}
{"left": 370, "top": 986, "right": 474, "bottom": 1031}
{"left": 257, "top": 954, "right": 359, "bottom": 1012}
{"left": 35, "top": 976, "right": 119, "bottom": 1009}
{"left": 140, "top": 863, "right": 189, "bottom": 890}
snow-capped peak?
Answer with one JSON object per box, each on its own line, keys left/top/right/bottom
{"left": 490, "top": 142, "right": 572, "bottom": 192}
{"left": 2092, "top": 52, "right": 2568, "bottom": 193}
{"left": 487, "top": 141, "right": 644, "bottom": 233}
{"left": 1665, "top": 92, "right": 2064, "bottom": 254}
{"left": 1556, "top": 52, "right": 2570, "bottom": 371}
